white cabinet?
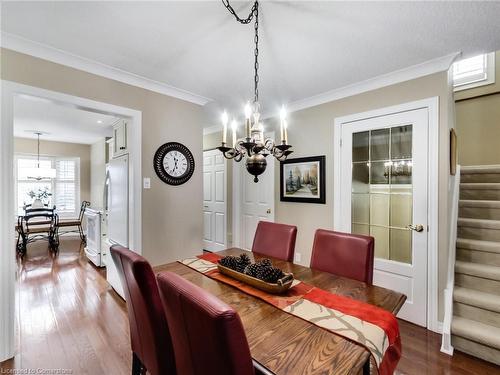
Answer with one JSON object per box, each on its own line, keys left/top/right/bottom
{"left": 113, "top": 119, "right": 128, "bottom": 157}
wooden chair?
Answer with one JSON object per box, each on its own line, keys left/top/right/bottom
{"left": 16, "top": 206, "right": 59, "bottom": 257}
{"left": 58, "top": 201, "right": 90, "bottom": 242}
{"left": 310, "top": 229, "right": 375, "bottom": 284}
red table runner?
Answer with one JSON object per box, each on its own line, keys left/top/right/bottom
{"left": 179, "top": 253, "right": 401, "bottom": 375}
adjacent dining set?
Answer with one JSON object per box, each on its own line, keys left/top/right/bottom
{"left": 15, "top": 201, "right": 90, "bottom": 257}
{"left": 111, "top": 221, "right": 406, "bottom": 375}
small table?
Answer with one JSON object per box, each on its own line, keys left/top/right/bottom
{"left": 155, "top": 248, "right": 406, "bottom": 375}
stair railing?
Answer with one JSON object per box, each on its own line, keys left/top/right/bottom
{"left": 441, "top": 164, "right": 461, "bottom": 355}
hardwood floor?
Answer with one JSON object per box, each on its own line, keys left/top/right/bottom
{"left": 1, "top": 238, "right": 500, "bottom": 374}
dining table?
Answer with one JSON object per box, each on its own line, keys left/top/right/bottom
{"left": 154, "top": 248, "right": 406, "bottom": 375}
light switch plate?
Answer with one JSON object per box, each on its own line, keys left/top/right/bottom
{"left": 295, "top": 253, "right": 302, "bottom": 263}
{"left": 143, "top": 177, "right": 151, "bottom": 189}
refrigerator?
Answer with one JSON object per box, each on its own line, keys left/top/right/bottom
{"left": 106, "top": 154, "right": 129, "bottom": 299}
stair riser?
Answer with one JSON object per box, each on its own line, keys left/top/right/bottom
{"left": 458, "top": 226, "right": 500, "bottom": 242}
{"left": 454, "top": 302, "right": 500, "bottom": 328}
{"left": 461, "top": 173, "right": 500, "bottom": 183}
{"left": 459, "top": 206, "right": 500, "bottom": 220}
{"left": 460, "top": 189, "right": 500, "bottom": 201}
{"left": 457, "top": 248, "right": 500, "bottom": 266}
{"left": 455, "top": 273, "right": 500, "bottom": 296}
{"left": 452, "top": 335, "right": 500, "bottom": 366}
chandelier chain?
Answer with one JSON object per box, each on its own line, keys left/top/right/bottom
{"left": 222, "top": 0, "right": 260, "bottom": 104}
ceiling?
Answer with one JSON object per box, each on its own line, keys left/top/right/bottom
{"left": 14, "top": 95, "right": 117, "bottom": 144}
{"left": 3, "top": 1, "right": 500, "bottom": 127}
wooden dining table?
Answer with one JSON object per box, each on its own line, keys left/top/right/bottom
{"left": 155, "top": 248, "right": 406, "bottom": 375}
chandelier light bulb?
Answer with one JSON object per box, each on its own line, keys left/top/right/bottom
{"left": 280, "top": 106, "right": 287, "bottom": 121}
{"left": 244, "top": 103, "right": 252, "bottom": 119}
{"left": 221, "top": 111, "right": 229, "bottom": 125}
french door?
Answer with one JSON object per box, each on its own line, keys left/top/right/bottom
{"left": 338, "top": 108, "right": 429, "bottom": 326}
{"left": 203, "top": 149, "right": 227, "bottom": 251}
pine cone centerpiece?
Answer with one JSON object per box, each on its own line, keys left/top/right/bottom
{"left": 260, "top": 267, "right": 285, "bottom": 283}
{"left": 219, "top": 253, "right": 252, "bottom": 272}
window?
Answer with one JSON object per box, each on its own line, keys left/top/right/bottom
{"left": 15, "top": 155, "right": 80, "bottom": 217}
{"left": 453, "top": 52, "right": 495, "bottom": 91}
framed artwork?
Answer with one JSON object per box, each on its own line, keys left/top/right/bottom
{"left": 280, "top": 156, "right": 325, "bottom": 204}
{"left": 450, "top": 128, "right": 457, "bottom": 176}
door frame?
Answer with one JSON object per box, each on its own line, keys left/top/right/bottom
{"left": 203, "top": 148, "right": 228, "bottom": 251}
{"left": 333, "top": 97, "right": 440, "bottom": 333}
{"left": 233, "top": 132, "right": 276, "bottom": 249}
{"left": 0, "top": 80, "right": 143, "bottom": 361}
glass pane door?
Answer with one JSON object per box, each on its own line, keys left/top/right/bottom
{"left": 351, "top": 125, "right": 413, "bottom": 264}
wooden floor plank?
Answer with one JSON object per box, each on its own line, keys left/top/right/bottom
{"left": 1, "top": 238, "right": 500, "bottom": 374}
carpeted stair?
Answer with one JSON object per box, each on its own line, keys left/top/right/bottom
{"left": 452, "top": 165, "right": 500, "bottom": 365}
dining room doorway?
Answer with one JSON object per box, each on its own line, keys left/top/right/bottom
{"left": 334, "top": 98, "right": 439, "bottom": 329}
{"left": 232, "top": 132, "right": 275, "bottom": 250}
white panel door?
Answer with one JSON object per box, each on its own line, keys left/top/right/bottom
{"left": 203, "top": 150, "right": 227, "bottom": 251}
{"left": 239, "top": 150, "right": 275, "bottom": 250}
{"left": 338, "top": 108, "right": 429, "bottom": 326}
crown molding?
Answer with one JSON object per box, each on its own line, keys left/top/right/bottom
{"left": 0, "top": 32, "right": 212, "bottom": 106}
{"left": 203, "top": 124, "right": 223, "bottom": 135}
{"left": 285, "top": 51, "right": 461, "bottom": 115}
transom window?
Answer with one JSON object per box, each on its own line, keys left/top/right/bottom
{"left": 453, "top": 52, "right": 495, "bottom": 91}
{"left": 15, "top": 155, "right": 80, "bottom": 217}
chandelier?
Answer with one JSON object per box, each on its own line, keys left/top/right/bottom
{"left": 27, "top": 132, "right": 56, "bottom": 180}
{"left": 218, "top": 0, "right": 293, "bottom": 182}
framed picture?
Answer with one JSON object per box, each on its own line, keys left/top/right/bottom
{"left": 450, "top": 128, "right": 457, "bottom": 176}
{"left": 280, "top": 156, "right": 326, "bottom": 204}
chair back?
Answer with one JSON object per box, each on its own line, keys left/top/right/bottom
{"left": 252, "top": 221, "right": 297, "bottom": 262}
{"left": 310, "top": 229, "right": 374, "bottom": 284}
{"left": 22, "top": 206, "right": 57, "bottom": 231}
{"left": 78, "top": 201, "right": 91, "bottom": 221}
{"left": 110, "top": 246, "right": 176, "bottom": 375}
{"left": 156, "top": 272, "right": 254, "bottom": 375}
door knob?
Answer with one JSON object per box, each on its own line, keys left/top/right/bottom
{"left": 266, "top": 208, "right": 271, "bottom": 214}
{"left": 407, "top": 224, "right": 424, "bottom": 232}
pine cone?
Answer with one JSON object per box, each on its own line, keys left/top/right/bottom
{"left": 261, "top": 267, "right": 285, "bottom": 283}
{"left": 258, "top": 258, "right": 272, "bottom": 268}
{"left": 219, "top": 255, "right": 239, "bottom": 270}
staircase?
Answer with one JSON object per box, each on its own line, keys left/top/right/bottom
{"left": 451, "top": 165, "right": 500, "bottom": 365}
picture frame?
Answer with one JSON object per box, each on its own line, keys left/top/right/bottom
{"left": 450, "top": 128, "right": 457, "bottom": 176}
{"left": 280, "top": 156, "right": 326, "bottom": 204}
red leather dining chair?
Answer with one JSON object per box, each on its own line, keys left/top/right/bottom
{"left": 310, "top": 229, "right": 375, "bottom": 284}
{"left": 110, "top": 245, "right": 176, "bottom": 375}
{"left": 156, "top": 271, "right": 255, "bottom": 375}
{"left": 252, "top": 221, "right": 297, "bottom": 262}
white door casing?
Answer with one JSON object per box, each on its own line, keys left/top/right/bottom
{"left": 203, "top": 149, "right": 227, "bottom": 251}
{"left": 233, "top": 132, "right": 275, "bottom": 250}
{"left": 334, "top": 98, "right": 439, "bottom": 331}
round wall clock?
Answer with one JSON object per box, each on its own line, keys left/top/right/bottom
{"left": 153, "top": 142, "right": 195, "bottom": 185}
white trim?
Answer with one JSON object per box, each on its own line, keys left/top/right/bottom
{"left": 1, "top": 81, "right": 143, "bottom": 361}
{"left": 333, "top": 97, "right": 440, "bottom": 332}
{"left": 0, "top": 79, "right": 16, "bottom": 362}
{"left": 203, "top": 124, "right": 223, "bottom": 136}
{"left": 286, "top": 53, "right": 459, "bottom": 115}
{"left": 1, "top": 32, "right": 212, "bottom": 106}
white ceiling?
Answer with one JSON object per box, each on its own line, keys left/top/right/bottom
{"left": 3, "top": 1, "right": 500, "bottom": 127}
{"left": 14, "top": 95, "right": 116, "bottom": 144}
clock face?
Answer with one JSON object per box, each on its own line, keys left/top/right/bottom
{"left": 163, "top": 151, "right": 188, "bottom": 177}
{"left": 154, "top": 142, "right": 195, "bottom": 185}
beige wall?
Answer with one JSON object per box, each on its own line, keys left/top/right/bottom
{"left": 455, "top": 51, "right": 500, "bottom": 166}
{"left": 268, "top": 71, "right": 453, "bottom": 320}
{"left": 14, "top": 137, "right": 91, "bottom": 204}
{"left": 2, "top": 48, "right": 204, "bottom": 266}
